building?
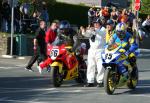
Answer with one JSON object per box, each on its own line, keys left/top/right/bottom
{"left": 57, "top": 0, "right": 130, "bottom": 8}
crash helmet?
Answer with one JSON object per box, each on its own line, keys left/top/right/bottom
{"left": 59, "top": 20, "right": 70, "bottom": 30}
{"left": 59, "top": 20, "right": 71, "bottom": 35}
{"left": 116, "top": 23, "right": 127, "bottom": 39}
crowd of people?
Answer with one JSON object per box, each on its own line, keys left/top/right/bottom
{"left": 84, "top": 6, "right": 150, "bottom": 40}
{"left": 79, "top": 6, "right": 150, "bottom": 87}
{"left": 87, "top": 6, "right": 135, "bottom": 35}
{"left": 0, "top": 0, "right": 49, "bottom": 34}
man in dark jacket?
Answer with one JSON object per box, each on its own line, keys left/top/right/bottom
{"left": 25, "top": 20, "right": 47, "bottom": 71}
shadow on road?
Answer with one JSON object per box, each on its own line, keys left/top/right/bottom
{"left": 139, "top": 69, "right": 150, "bottom": 72}
{"left": 138, "top": 52, "right": 150, "bottom": 59}
{"left": 115, "top": 80, "right": 150, "bottom": 95}
{"left": 0, "top": 76, "right": 51, "bottom": 89}
{"left": 0, "top": 76, "right": 85, "bottom": 102}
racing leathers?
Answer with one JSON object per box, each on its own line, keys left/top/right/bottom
{"left": 39, "top": 28, "right": 79, "bottom": 70}
{"left": 109, "top": 32, "right": 138, "bottom": 77}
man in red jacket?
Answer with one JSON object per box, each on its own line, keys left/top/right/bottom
{"left": 36, "top": 20, "right": 59, "bottom": 73}
{"left": 45, "top": 20, "right": 59, "bottom": 45}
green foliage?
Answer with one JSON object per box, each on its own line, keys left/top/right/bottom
{"left": 140, "top": 0, "right": 150, "bottom": 14}
{"left": 47, "top": 2, "right": 89, "bottom": 26}
{"left": 0, "top": 32, "right": 9, "bottom": 37}
{"left": 17, "top": 1, "right": 89, "bottom": 26}
{"left": 18, "top": 0, "right": 56, "bottom": 5}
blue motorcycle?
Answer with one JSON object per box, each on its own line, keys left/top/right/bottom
{"left": 101, "top": 43, "right": 139, "bottom": 95}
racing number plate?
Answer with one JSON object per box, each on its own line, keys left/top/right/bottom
{"left": 105, "top": 53, "right": 112, "bottom": 60}
{"left": 50, "top": 49, "right": 59, "bottom": 60}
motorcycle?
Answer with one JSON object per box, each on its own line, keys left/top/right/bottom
{"left": 101, "top": 43, "right": 139, "bottom": 95}
{"left": 48, "top": 37, "right": 87, "bottom": 87}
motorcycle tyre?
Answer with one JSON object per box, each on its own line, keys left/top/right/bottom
{"left": 104, "top": 68, "right": 116, "bottom": 95}
{"left": 127, "top": 67, "right": 138, "bottom": 89}
{"left": 51, "top": 66, "right": 63, "bottom": 87}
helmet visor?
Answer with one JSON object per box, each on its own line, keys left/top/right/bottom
{"left": 116, "top": 30, "right": 125, "bottom": 39}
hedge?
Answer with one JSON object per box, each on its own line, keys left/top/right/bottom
{"left": 47, "top": 2, "right": 90, "bottom": 26}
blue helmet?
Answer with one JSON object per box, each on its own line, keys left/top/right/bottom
{"left": 59, "top": 20, "right": 70, "bottom": 30}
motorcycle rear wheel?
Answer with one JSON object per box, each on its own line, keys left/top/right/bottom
{"left": 75, "top": 70, "right": 86, "bottom": 84}
{"left": 75, "top": 61, "right": 87, "bottom": 84}
{"left": 127, "top": 67, "right": 138, "bottom": 89}
{"left": 51, "top": 66, "right": 63, "bottom": 87}
{"left": 104, "top": 68, "right": 116, "bottom": 95}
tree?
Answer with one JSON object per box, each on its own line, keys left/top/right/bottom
{"left": 18, "top": 0, "right": 56, "bottom": 11}
{"left": 18, "top": 0, "right": 56, "bottom": 16}
{"left": 140, "top": 0, "right": 150, "bottom": 14}
{"left": 18, "top": 0, "right": 56, "bottom": 5}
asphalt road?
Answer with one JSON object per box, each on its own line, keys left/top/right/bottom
{"left": 0, "top": 50, "right": 150, "bottom": 103}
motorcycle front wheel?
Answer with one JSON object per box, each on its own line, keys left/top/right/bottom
{"left": 51, "top": 66, "right": 63, "bottom": 87}
{"left": 104, "top": 68, "right": 116, "bottom": 95}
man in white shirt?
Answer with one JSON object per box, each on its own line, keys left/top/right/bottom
{"left": 142, "top": 15, "right": 150, "bottom": 35}
{"left": 83, "top": 18, "right": 106, "bottom": 87}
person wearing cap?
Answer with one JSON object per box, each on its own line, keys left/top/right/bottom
{"left": 82, "top": 18, "right": 106, "bottom": 87}
{"left": 105, "top": 19, "right": 115, "bottom": 44}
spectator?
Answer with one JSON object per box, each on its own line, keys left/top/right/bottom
{"left": 30, "top": 11, "right": 39, "bottom": 33}
{"left": 20, "top": 2, "right": 31, "bottom": 33}
{"left": 100, "top": 16, "right": 106, "bottom": 27}
{"left": 105, "top": 19, "right": 115, "bottom": 44}
{"left": 20, "top": 2, "right": 30, "bottom": 19}
{"left": 127, "top": 9, "right": 135, "bottom": 25}
{"left": 95, "top": 8, "right": 100, "bottom": 18}
{"left": 39, "top": 2, "right": 49, "bottom": 24}
{"left": 118, "top": 9, "right": 128, "bottom": 23}
{"left": 101, "top": 6, "right": 110, "bottom": 20}
{"left": 88, "top": 7, "right": 96, "bottom": 26}
{"left": 1, "top": 0, "right": 11, "bottom": 32}
{"left": 14, "top": 3, "right": 21, "bottom": 33}
{"left": 142, "top": 15, "right": 150, "bottom": 33}
{"left": 110, "top": 7, "right": 118, "bottom": 25}
{"left": 126, "top": 21, "right": 133, "bottom": 35}
{"left": 25, "top": 20, "right": 47, "bottom": 71}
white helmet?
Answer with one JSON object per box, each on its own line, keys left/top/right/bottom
{"left": 116, "top": 23, "right": 127, "bottom": 32}
{"left": 116, "top": 23, "right": 127, "bottom": 39}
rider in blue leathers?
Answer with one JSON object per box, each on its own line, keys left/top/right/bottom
{"left": 109, "top": 23, "right": 138, "bottom": 79}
